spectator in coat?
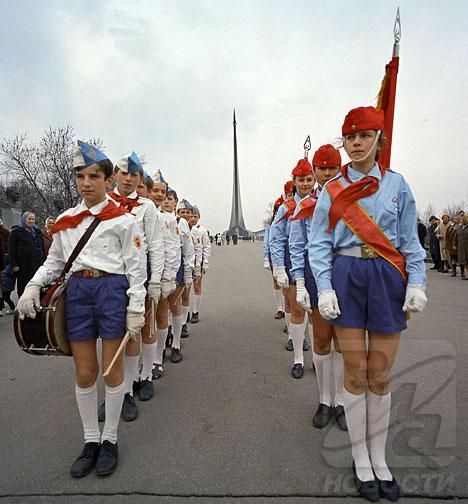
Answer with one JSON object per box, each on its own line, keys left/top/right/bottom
{"left": 417, "top": 218, "right": 427, "bottom": 250}
{"left": 454, "top": 213, "right": 468, "bottom": 280}
{"left": 8, "top": 212, "right": 45, "bottom": 297}
{"left": 446, "top": 214, "right": 461, "bottom": 276}
{"left": 42, "top": 216, "right": 55, "bottom": 257}
{"left": 436, "top": 214, "right": 450, "bottom": 272}
{"left": 428, "top": 216, "right": 442, "bottom": 271}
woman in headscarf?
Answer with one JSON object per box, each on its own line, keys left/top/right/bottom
{"left": 42, "top": 216, "right": 56, "bottom": 257}
{"left": 8, "top": 212, "right": 45, "bottom": 296}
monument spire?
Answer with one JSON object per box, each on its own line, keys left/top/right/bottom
{"left": 227, "top": 109, "right": 249, "bottom": 237}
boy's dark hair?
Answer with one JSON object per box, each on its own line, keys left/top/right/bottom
{"left": 166, "top": 189, "right": 178, "bottom": 201}
{"left": 75, "top": 160, "right": 114, "bottom": 179}
{"left": 145, "top": 176, "right": 154, "bottom": 191}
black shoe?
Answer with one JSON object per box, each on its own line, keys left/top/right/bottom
{"left": 376, "top": 476, "right": 400, "bottom": 502}
{"left": 191, "top": 312, "right": 199, "bottom": 323}
{"left": 285, "top": 339, "right": 294, "bottom": 351}
{"left": 186, "top": 311, "right": 191, "bottom": 323}
{"left": 139, "top": 378, "right": 154, "bottom": 401}
{"left": 166, "top": 326, "right": 173, "bottom": 348}
{"left": 352, "top": 462, "right": 380, "bottom": 502}
{"left": 333, "top": 405, "right": 348, "bottom": 431}
{"left": 152, "top": 364, "right": 163, "bottom": 380}
{"left": 98, "top": 401, "right": 106, "bottom": 422}
{"left": 291, "top": 363, "right": 304, "bottom": 379}
{"left": 181, "top": 324, "right": 189, "bottom": 338}
{"left": 430, "top": 266, "right": 437, "bottom": 270}
{"left": 312, "top": 403, "right": 333, "bottom": 428}
{"left": 283, "top": 324, "right": 289, "bottom": 334}
{"left": 71, "top": 442, "right": 100, "bottom": 478}
{"left": 274, "top": 310, "right": 284, "bottom": 319}
{"left": 303, "top": 339, "right": 309, "bottom": 351}
{"left": 95, "top": 440, "right": 118, "bottom": 476}
{"left": 121, "top": 393, "right": 138, "bottom": 421}
{"left": 171, "top": 347, "right": 183, "bottom": 363}
{"left": 132, "top": 379, "right": 140, "bottom": 395}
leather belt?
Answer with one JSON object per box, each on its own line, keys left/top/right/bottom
{"left": 72, "top": 269, "right": 111, "bottom": 278}
{"left": 335, "top": 245, "right": 379, "bottom": 259}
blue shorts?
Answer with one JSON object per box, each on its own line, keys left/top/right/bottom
{"left": 66, "top": 274, "right": 129, "bottom": 341}
{"left": 176, "top": 251, "right": 184, "bottom": 285}
{"left": 331, "top": 256, "right": 407, "bottom": 334}
{"left": 284, "top": 243, "right": 294, "bottom": 284}
{"left": 304, "top": 252, "right": 318, "bottom": 309}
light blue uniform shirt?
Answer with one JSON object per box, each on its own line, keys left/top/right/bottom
{"left": 270, "top": 193, "right": 301, "bottom": 267}
{"left": 308, "top": 163, "right": 427, "bottom": 294}
{"left": 289, "top": 188, "right": 322, "bottom": 280}
{"left": 263, "top": 226, "right": 270, "bottom": 259}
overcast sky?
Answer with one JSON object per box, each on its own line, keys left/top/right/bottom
{"left": 1, "top": 0, "right": 467, "bottom": 232}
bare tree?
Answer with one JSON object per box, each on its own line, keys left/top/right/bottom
{"left": 442, "top": 200, "right": 466, "bottom": 218}
{"left": 0, "top": 127, "right": 104, "bottom": 221}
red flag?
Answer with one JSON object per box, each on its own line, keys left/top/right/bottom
{"left": 376, "top": 55, "right": 399, "bottom": 169}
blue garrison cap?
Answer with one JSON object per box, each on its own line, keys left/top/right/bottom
{"left": 151, "top": 169, "right": 167, "bottom": 184}
{"left": 177, "top": 199, "right": 193, "bottom": 211}
{"left": 74, "top": 140, "right": 109, "bottom": 168}
{"left": 192, "top": 205, "right": 200, "bottom": 215}
{"left": 116, "top": 151, "right": 143, "bottom": 174}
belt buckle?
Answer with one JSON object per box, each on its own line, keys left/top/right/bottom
{"left": 90, "top": 268, "right": 101, "bottom": 278}
{"left": 361, "top": 245, "right": 377, "bottom": 259}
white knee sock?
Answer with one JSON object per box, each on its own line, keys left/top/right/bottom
{"left": 101, "top": 382, "right": 125, "bottom": 444}
{"left": 367, "top": 390, "right": 393, "bottom": 481}
{"left": 308, "top": 323, "right": 314, "bottom": 341}
{"left": 343, "top": 389, "right": 374, "bottom": 482}
{"left": 181, "top": 304, "right": 190, "bottom": 323}
{"left": 273, "top": 289, "right": 283, "bottom": 312}
{"left": 333, "top": 350, "right": 344, "bottom": 406}
{"left": 290, "top": 322, "right": 304, "bottom": 365}
{"left": 313, "top": 351, "right": 332, "bottom": 406}
{"left": 124, "top": 355, "right": 139, "bottom": 396}
{"left": 154, "top": 328, "right": 168, "bottom": 365}
{"left": 285, "top": 312, "right": 291, "bottom": 339}
{"left": 193, "top": 294, "right": 202, "bottom": 314}
{"left": 75, "top": 383, "right": 100, "bottom": 443}
{"left": 172, "top": 314, "right": 184, "bottom": 349}
{"left": 140, "top": 342, "right": 156, "bottom": 381}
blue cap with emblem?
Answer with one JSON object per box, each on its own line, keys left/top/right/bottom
{"left": 151, "top": 169, "right": 167, "bottom": 184}
{"left": 116, "top": 151, "right": 143, "bottom": 174}
{"left": 192, "top": 205, "right": 200, "bottom": 215}
{"left": 74, "top": 140, "right": 109, "bottom": 168}
{"left": 177, "top": 199, "right": 193, "bottom": 211}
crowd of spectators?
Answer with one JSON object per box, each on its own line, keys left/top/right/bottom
{"left": 420, "top": 210, "right": 468, "bottom": 279}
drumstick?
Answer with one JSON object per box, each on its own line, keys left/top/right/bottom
{"left": 103, "top": 331, "right": 130, "bottom": 377}
{"left": 150, "top": 299, "right": 156, "bottom": 338}
{"left": 174, "top": 285, "right": 186, "bottom": 305}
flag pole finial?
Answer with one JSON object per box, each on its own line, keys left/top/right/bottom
{"left": 393, "top": 7, "right": 401, "bottom": 57}
{"left": 303, "top": 135, "right": 311, "bottom": 159}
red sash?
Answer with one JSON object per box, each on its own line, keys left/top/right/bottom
{"left": 274, "top": 199, "right": 297, "bottom": 224}
{"left": 290, "top": 189, "right": 318, "bottom": 221}
{"left": 325, "top": 168, "right": 408, "bottom": 281}
{"left": 51, "top": 200, "right": 128, "bottom": 234}
{"left": 107, "top": 191, "right": 143, "bottom": 212}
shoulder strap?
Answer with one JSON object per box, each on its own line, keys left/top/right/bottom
{"left": 58, "top": 218, "right": 101, "bottom": 281}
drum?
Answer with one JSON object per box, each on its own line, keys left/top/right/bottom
{"left": 13, "top": 282, "right": 72, "bottom": 356}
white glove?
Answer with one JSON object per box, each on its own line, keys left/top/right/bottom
{"left": 194, "top": 267, "right": 202, "bottom": 279}
{"left": 318, "top": 290, "right": 341, "bottom": 320}
{"left": 402, "top": 284, "right": 427, "bottom": 313}
{"left": 184, "top": 270, "right": 193, "bottom": 289}
{"left": 147, "top": 281, "right": 160, "bottom": 303}
{"left": 295, "top": 278, "right": 311, "bottom": 311}
{"left": 202, "top": 262, "right": 209, "bottom": 274}
{"left": 263, "top": 258, "right": 271, "bottom": 270}
{"left": 126, "top": 309, "right": 145, "bottom": 341}
{"left": 273, "top": 266, "right": 289, "bottom": 288}
{"left": 160, "top": 278, "right": 176, "bottom": 299}
{"left": 17, "top": 282, "right": 42, "bottom": 320}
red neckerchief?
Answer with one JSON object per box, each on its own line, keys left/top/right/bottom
{"left": 107, "top": 191, "right": 143, "bottom": 213}
{"left": 326, "top": 163, "right": 385, "bottom": 232}
{"left": 290, "top": 188, "right": 319, "bottom": 221}
{"left": 274, "top": 198, "right": 297, "bottom": 224}
{"left": 51, "top": 200, "right": 128, "bottom": 234}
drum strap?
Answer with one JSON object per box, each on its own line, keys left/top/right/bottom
{"left": 42, "top": 219, "right": 101, "bottom": 304}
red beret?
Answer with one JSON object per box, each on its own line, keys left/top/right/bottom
{"left": 291, "top": 158, "right": 312, "bottom": 177}
{"left": 274, "top": 195, "right": 284, "bottom": 209}
{"left": 312, "top": 144, "right": 341, "bottom": 168}
{"left": 342, "top": 106, "right": 385, "bottom": 136}
{"left": 283, "top": 180, "right": 294, "bottom": 196}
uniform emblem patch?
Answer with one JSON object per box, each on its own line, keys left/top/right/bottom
{"left": 134, "top": 234, "right": 142, "bottom": 249}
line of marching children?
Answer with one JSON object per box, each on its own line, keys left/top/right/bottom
{"left": 16, "top": 142, "right": 211, "bottom": 478}
{"left": 265, "top": 106, "right": 427, "bottom": 502}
